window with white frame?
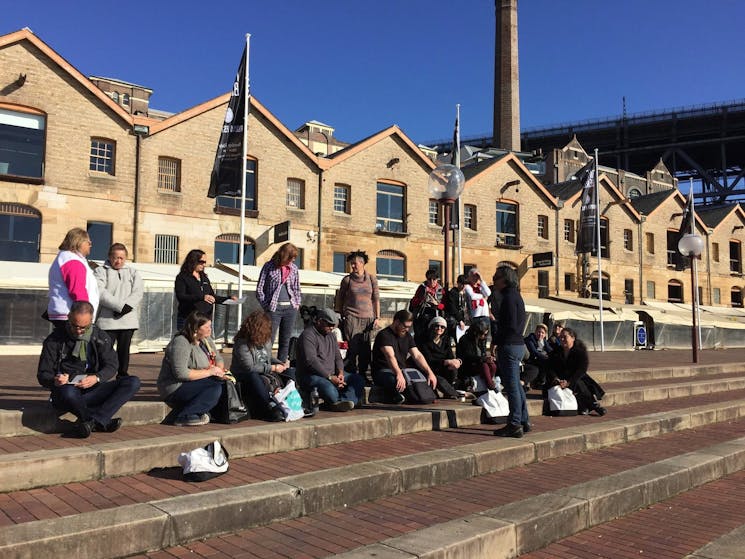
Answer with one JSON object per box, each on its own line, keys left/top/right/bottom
{"left": 376, "top": 183, "right": 405, "bottom": 233}
{"left": 464, "top": 204, "right": 476, "bottom": 230}
{"left": 287, "top": 178, "right": 305, "bottom": 209}
{"left": 623, "top": 229, "right": 633, "bottom": 251}
{"left": 496, "top": 201, "right": 518, "bottom": 246}
{"left": 0, "top": 108, "right": 46, "bottom": 179}
{"left": 333, "top": 184, "right": 350, "bottom": 213}
{"left": 563, "top": 219, "right": 575, "bottom": 243}
{"left": 537, "top": 215, "right": 548, "bottom": 239}
{"left": 122, "top": 93, "right": 130, "bottom": 106}
{"left": 157, "top": 157, "right": 181, "bottom": 192}
{"left": 428, "top": 199, "right": 441, "bottom": 226}
{"left": 90, "top": 138, "right": 115, "bottom": 175}
{"left": 154, "top": 234, "right": 179, "bottom": 264}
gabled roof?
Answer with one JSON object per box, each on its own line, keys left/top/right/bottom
{"left": 547, "top": 176, "right": 582, "bottom": 201}
{"left": 320, "top": 125, "right": 436, "bottom": 171}
{"left": 631, "top": 188, "right": 708, "bottom": 231}
{"left": 697, "top": 204, "right": 745, "bottom": 231}
{"left": 463, "top": 152, "right": 558, "bottom": 207}
{"left": 0, "top": 28, "right": 132, "bottom": 125}
{"left": 461, "top": 154, "right": 509, "bottom": 181}
{"left": 629, "top": 189, "right": 676, "bottom": 216}
{"left": 148, "top": 94, "right": 319, "bottom": 164}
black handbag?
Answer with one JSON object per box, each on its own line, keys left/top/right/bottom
{"left": 210, "top": 380, "right": 250, "bottom": 424}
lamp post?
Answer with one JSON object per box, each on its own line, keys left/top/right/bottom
{"left": 428, "top": 164, "right": 465, "bottom": 290}
{"left": 678, "top": 233, "right": 704, "bottom": 363}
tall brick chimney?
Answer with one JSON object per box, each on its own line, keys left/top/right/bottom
{"left": 493, "top": 0, "right": 520, "bottom": 151}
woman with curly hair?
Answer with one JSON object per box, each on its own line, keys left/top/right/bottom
{"left": 231, "top": 310, "right": 288, "bottom": 422}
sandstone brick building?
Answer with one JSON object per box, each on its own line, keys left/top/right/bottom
{"left": 2, "top": 28, "right": 744, "bottom": 307}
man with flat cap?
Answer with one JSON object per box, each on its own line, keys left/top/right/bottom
{"left": 295, "top": 308, "right": 365, "bottom": 411}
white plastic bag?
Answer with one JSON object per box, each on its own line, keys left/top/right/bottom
{"left": 274, "top": 380, "right": 305, "bottom": 422}
{"left": 475, "top": 389, "right": 510, "bottom": 418}
{"left": 177, "top": 440, "right": 229, "bottom": 482}
{"left": 547, "top": 385, "right": 578, "bottom": 416}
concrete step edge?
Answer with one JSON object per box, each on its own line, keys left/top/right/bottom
{"left": 327, "top": 436, "right": 745, "bottom": 559}
{"left": 2, "top": 400, "right": 745, "bottom": 558}
{"left": 4, "top": 370, "right": 744, "bottom": 438}
{"left": 684, "top": 522, "right": 745, "bottom": 559}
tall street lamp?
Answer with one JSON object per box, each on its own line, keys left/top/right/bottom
{"left": 428, "top": 164, "right": 465, "bottom": 290}
{"left": 678, "top": 233, "right": 704, "bottom": 363}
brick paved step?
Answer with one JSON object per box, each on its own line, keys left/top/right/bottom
{"left": 3, "top": 376, "right": 745, "bottom": 496}
{"left": 518, "top": 472, "right": 745, "bottom": 559}
{"left": 2, "top": 395, "right": 745, "bottom": 559}
{"left": 2, "top": 363, "right": 743, "bottom": 439}
{"left": 137, "top": 418, "right": 745, "bottom": 559}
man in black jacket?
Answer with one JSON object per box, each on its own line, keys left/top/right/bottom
{"left": 37, "top": 301, "right": 141, "bottom": 438}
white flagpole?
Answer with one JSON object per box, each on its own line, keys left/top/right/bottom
{"left": 690, "top": 178, "right": 702, "bottom": 348}
{"left": 594, "top": 149, "right": 605, "bottom": 351}
{"left": 455, "top": 104, "right": 462, "bottom": 280}
{"left": 237, "top": 33, "right": 251, "bottom": 327}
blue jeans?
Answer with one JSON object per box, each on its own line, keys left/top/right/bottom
{"left": 497, "top": 344, "right": 529, "bottom": 426}
{"left": 51, "top": 375, "right": 141, "bottom": 425}
{"left": 298, "top": 372, "right": 365, "bottom": 406}
{"left": 166, "top": 377, "right": 223, "bottom": 422}
{"left": 270, "top": 306, "right": 298, "bottom": 362}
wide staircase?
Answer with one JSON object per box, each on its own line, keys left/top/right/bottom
{"left": 2, "top": 356, "right": 745, "bottom": 558}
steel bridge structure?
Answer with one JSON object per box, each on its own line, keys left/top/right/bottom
{"left": 430, "top": 99, "right": 745, "bottom": 205}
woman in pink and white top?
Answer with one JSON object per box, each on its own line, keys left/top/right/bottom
{"left": 47, "top": 228, "right": 99, "bottom": 329}
{"left": 463, "top": 267, "right": 491, "bottom": 329}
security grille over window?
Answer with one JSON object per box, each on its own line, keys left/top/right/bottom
{"left": 158, "top": 157, "right": 181, "bottom": 192}
{"left": 154, "top": 234, "right": 179, "bottom": 264}
{"left": 90, "top": 139, "right": 115, "bottom": 175}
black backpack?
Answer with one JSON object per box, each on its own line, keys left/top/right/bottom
{"left": 402, "top": 369, "right": 437, "bottom": 405}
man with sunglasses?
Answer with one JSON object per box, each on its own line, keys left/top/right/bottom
{"left": 37, "top": 301, "right": 141, "bottom": 438}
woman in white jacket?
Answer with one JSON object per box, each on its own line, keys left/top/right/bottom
{"left": 94, "top": 243, "right": 144, "bottom": 377}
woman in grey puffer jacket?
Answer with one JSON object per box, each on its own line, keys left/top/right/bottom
{"left": 94, "top": 243, "right": 144, "bottom": 377}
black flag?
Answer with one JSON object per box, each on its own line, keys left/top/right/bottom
{"left": 450, "top": 110, "right": 460, "bottom": 231}
{"left": 575, "top": 160, "right": 597, "bottom": 254}
{"left": 208, "top": 46, "right": 248, "bottom": 198}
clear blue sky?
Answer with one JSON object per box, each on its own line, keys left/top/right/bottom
{"left": 4, "top": 0, "right": 744, "bottom": 146}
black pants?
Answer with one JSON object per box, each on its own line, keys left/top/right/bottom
{"left": 105, "top": 329, "right": 136, "bottom": 375}
{"left": 52, "top": 376, "right": 141, "bottom": 425}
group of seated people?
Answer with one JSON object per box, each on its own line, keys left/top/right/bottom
{"left": 37, "top": 303, "right": 605, "bottom": 438}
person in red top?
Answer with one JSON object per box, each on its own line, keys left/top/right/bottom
{"left": 409, "top": 268, "right": 444, "bottom": 344}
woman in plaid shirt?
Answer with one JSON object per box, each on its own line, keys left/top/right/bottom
{"left": 256, "top": 243, "right": 302, "bottom": 363}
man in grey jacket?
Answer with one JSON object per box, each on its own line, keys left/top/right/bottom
{"left": 295, "top": 308, "right": 364, "bottom": 411}
{"left": 94, "top": 243, "right": 143, "bottom": 377}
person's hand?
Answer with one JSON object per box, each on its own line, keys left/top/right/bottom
{"left": 395, "top": 372, "right": 406, "bottom": 392}
{"left": 230, "top": 295, "right": 238, "bottom": 301}
{"left": 76, "top": 375, "right": 99, "bottom": 389}
{"left": 204, "top": 294, "right": 216, "bottom": 304}
{"left": 54, "top": 373, "right": 69, "bottom": 386}
{"left": 273, "top": 362, "right": 287, "bottom": 373}
{"left": 428, "top": 373, "right": 437, "bottom": 389}
{"left": 210, "top": 366, "right": 225, "bottom": 379}
{"left": 559, "top": 380, "right": 569, "bottom": 389}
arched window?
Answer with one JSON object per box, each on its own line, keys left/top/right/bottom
{"left": 214, "top": 234, "right": 255, "bottom": 265}
{"left": 667, "top": 279, "right": 684, "bottom": 303}
{"left": 0, "top": 203, "right": 41, "bottom": 262}
{"left": 376, "top": 249, "right": 406, "bottom": 281}
{"left": 122, "top": 93, "right": 130, "bottom": 106}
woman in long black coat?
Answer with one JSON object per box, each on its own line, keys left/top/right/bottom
{"left": 546, "top": 327, "right": 607, "bottom": 415}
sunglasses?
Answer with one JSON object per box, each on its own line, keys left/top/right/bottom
{"left": 433, "top": 325, "right": 446, "bottom": 330}
{"left": 198, "top": 260, "right": 207, "bottom": 265}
